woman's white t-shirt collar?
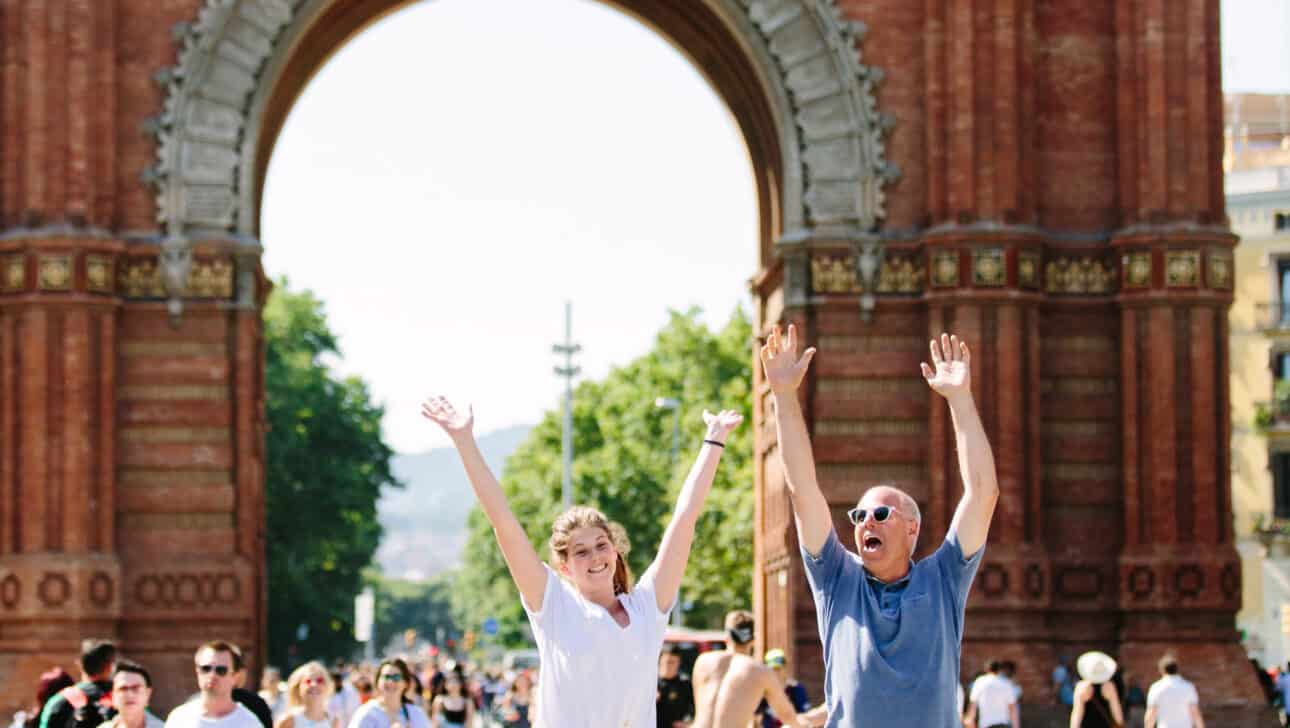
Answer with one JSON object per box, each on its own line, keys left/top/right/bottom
{"left": 522, "top": 562, "right": 672, "bottom": 728}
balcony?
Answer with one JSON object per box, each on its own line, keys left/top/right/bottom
{"left": 1254, "top": 392, "right": 1290, "bottom": 431}
{"left": 1257, "top": 301, "right": 1290, "bottom": 332}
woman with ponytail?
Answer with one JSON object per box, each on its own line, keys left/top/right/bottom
{"left": 421, "top": 396, "right": 742, "bottom": 728}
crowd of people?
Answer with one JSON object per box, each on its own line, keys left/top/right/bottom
{"left": 9, "top": 640, "right": 537, "bottom": 728}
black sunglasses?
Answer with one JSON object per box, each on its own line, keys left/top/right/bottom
{"left": 847, "top": 505, "right": 898, "bottom": 525}
{"left": 196, "top": 664, "right": 231, "bottom": 677}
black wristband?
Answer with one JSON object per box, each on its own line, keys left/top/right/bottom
{"left": 704, "top": 439, "right": 725, "bottom": 448}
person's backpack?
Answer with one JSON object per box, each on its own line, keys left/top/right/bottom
{"left": 58, "top": 683, "right": 115, "bottom": 728}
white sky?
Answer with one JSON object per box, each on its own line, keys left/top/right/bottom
{"left": 261, "top": 0, "right": 758, "bottom": 454}
{"left": 263, "top": 0, "right": 1286, "bottom": 454}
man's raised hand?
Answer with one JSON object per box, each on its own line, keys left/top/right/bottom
{"left": 759, "top": 324, "right": 816, "bottom": 393}
{"left": 420, "top": 395, "right": 474, "bottom": 438}
{"left": 920, "top": 333, "right": 971, "bottom": 401}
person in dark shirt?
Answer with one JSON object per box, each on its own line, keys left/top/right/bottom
{"left": 39, "top": 640, "right": 118, "bottom": 728}
{"left": 232, "top": 652, "right": 274, "bottom": 728}
{"left": 656, "top": 645, "right": 694, "bottom": 728}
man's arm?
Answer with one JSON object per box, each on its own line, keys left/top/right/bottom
{"left": 922, "top": 334, "right": 999, "bottom": 558}
{"left": 760, "top": 324, "right": 830, "bottom": 555}
{"left": 1188, "top": 702, "right": 1205, "bottom": 728}
{"left": 1143, "top": 705, "right": 1157, "bottom": 728}
{"left": 963, "top": 701, "right": 977, "bottom": 728}
{"left": 1008, "top": 702, "right": 1020, "bottom": 728}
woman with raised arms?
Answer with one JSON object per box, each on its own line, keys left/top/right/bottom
{"left": 421, "top": 396, "right": 742, "bottom": 728}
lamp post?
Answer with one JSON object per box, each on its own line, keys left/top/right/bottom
{"left": 654, "top": 396, "right": 683, "bottom": 626}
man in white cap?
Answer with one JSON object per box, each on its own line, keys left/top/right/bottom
{"left": 760, "top": 328, "right": 999, "bottom": 727}
{"left": 1144, "top": 655, "right": 1204, "bottom": 728}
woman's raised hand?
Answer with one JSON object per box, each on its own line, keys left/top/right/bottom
{"left": 702, "top": 409, "right": 744, "bottom": 444}
{"left": 420, "top": 395, "right": 474, "bottom": 438}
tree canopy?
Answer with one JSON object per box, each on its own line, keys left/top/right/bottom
{"left": 264, "top": 280, "right": 400, "bottom": 667}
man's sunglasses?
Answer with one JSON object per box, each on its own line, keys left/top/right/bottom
{"left": 847, "top": 505, "right": 899, "bottom": 525}
{"left": 196, "top": 664, "right": 231, "bottom": 676}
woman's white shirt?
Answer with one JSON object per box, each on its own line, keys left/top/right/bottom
{"left": 344, "top": 702, "right": 428, "bottom": 728}
{"left": 523, "top": 563, "right": 672, "bottom": 728}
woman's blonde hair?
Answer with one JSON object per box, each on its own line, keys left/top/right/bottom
{"left": 549, "top": 506, "right": 633, "bottom": 595}
{"left": 285, "top": 661, "right": 334, "bottom": 709}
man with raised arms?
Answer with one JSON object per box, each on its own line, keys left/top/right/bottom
{"left": 760, "top": 327, "right": 999, "bottom": 727}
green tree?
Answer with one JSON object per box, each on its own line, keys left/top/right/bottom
{"left": 265, "top": 280, "right": 400, "bottom": 668}
{"left": 364, "top": 570, "right": 458, "bottom": 656}
{"left": 452, "top": 308, "right": 753, "bottom": 643}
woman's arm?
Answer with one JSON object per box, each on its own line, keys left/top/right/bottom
{"left": 649, "top": 409, "right": 743, "bottom": 612}
{"left": 1102, "top": 683, "right": 1124, "bottom": 725}
{"left": 422, "top": 397, "right": 547, "bottom": 610}
{"left": 1069, "top": 683, "right": 1089, "bottom": 728}
{"left": 273, "top": 715, "right": 294, "bottom": 728}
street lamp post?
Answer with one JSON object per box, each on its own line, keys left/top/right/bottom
{"left": 654, "top": 396, "right": 683, "bottom": 626}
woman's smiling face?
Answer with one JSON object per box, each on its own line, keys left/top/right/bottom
{"left": 559, "top": 525, "right": 618, "bottom": 595}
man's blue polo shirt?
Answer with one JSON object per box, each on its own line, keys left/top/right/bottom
{"left": 801, "top": 528, "right": 984, "bottom": 727}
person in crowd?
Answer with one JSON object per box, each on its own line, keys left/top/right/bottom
{"left": 428, "top": 674, "right": 471, "bottom": 728}
{"left": 690, "top": 610, "right": 813, "bottom": 728}
{"left": 756, "top": 649, "right": 811, "bottom": 728}
{"left": 258, "top": 669, "right": 287, "bottom": 721}
{"left": 1053, "top": 656, "right": 1075, "bottom": 707}
{"left": 346, "top": 659, "right": 429, "bottom": 728}
{"left": 656, "top": 644, "right": 693, "bottom": 728}
{"left": 422, "top": 395, "right": 743, "bottom": 727}
{"left": 761, "top": 327, "right": 999, "bottom": 727}
{"left": 274, "top": 662, "right": 338, "bottom": 728}
{"left": 349, "top": 674, "right": 373, "bottom": 706}
{"left": 965, "top": 660, "right": 1018, "bottom": 728}
{"left": 328, "top": 666, "right": 361, "bottom": 726}
{"left": 165, "top": 641, "right": 262, "bottom": 728}
{"left": 231, "top": 662, "right": 273, "bottom": 728}
{"left": 14, "top": 668, "right": 75, "bottom": 728}
{"left": 98, "top": 662, "right": 163, "bottom": 728}
{"left": 1144, "top": 655, "right": 1203, "bottom": 728}
{"left": 1068, "top": 651, "right": 1124, "bottom": 728}
{"left": 495, "top": 673, "right": 532, "bottom": 728}
{"left": 40, "top": 640, "right": 118, "bottom": 728}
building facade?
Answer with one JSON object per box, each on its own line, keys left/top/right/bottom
{"left": 1227, "top": 92, "right": 1290, "bottom": 669}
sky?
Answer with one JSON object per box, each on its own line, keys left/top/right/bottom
{"left": 263, "top": 0, "right": 1287, "bottom": 455}
{"left": 260, "top": 0, "right": 758, "bottom": 454}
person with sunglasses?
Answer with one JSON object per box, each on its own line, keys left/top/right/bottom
{"left": 165, "top": 642, "right": 262, "bottom": 728}
{"left": 346, "top": 659, "right": 429, "bottom": 728}
{"left": 274, "top": 663, "right": 337, "bottom": 728}
{"left": 760, "top": 327, "right": 999, "bottom": 727}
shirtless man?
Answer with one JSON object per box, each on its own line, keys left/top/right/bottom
{"left": 691, "top": 611, "right": 814, "bottom": 728}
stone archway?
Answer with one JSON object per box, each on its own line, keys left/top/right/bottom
{"left": 146, "top": 0, "right": 897, "bottom": 314}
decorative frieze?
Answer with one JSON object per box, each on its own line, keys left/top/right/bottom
{"left": 1044, "top": 257, "right": 1115, "bottom": 295}
{"left": 1018, "top": 251, "right": 1041, "bottom": 289}
{"left": 1207, "top": 250, "right": 1233, "bottom": 290}
{"left": 810, "top": 253, "right": 925, "bottom": 294}
{"left": 1123, "top": 252, "right": 1151, "bottom": 289}
{"left": 2, "top": 255, "right": 24, "bottom": 292}
{"left": 1164, "top": 250, "right": 1200, "bottom": 287}
{"left": 930, "top": 251, "right": 960, "bottom": 288}
{"left": 37, "top": 255, "right": 73, "bottom": 291}
{"left": 118, "top": 257, "right": 234, "bottom": 300}
{"left": 86, "top": 255, "right": 114, "bottom": 294}
{"left": 971, "top": 248, "right": 1006, "bottom": 286}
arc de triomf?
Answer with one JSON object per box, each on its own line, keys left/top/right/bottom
{"left": 0, "top": 0, "right": 1270, "bottom": 723}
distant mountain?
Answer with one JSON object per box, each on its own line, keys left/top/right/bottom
{"left": 375, "top": 424, "right": 533, "bottom": 580}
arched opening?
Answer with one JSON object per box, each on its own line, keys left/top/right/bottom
{"left": 249, "top": 0, "right": 786, "bottom": 267}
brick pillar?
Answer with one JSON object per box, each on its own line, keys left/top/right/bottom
{"left": 0, "top": 238, "right": 126, "bottom": 704}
